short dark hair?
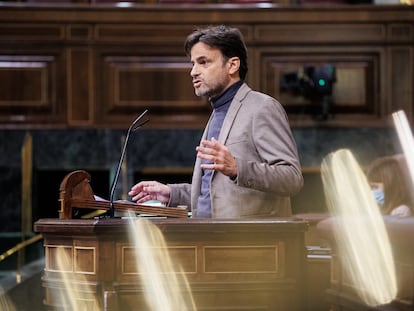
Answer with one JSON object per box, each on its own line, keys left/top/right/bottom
{"left": 184, "top": 25, "right": 248, "bottom": 80}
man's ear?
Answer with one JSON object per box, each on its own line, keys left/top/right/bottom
{"left": 228, "top": 57, "right": 240, "bottom": 75}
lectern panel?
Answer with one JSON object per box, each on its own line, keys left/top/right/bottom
{"left": 46, "top": 245, "right": 73, "bottom": 272}
{"left": 120, "top": 245, "right": 197, "bottom": 274}
{"left": 203, "top": 245, "right": 279, "bottom": 273}
{"left": 74, "top": 246, "right": 96, "bottom": 274}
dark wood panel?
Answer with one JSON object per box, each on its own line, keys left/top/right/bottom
{"left": 0, "top": 4, "right": 412, "bottom": 128}
{"left": 255, "top": 24, "right": 386, "bottom": 43}
{"left": 0, "top": 24, "right": 64, "bottom": 41}
{"left": 260, "top": 49, "right": 380, "bottom": 123}
{"left": 95, "top": 24, "right": 195, "bottom": 43}
{"left": 120, "top": 245, "right": 197, "bottom": 274}
{"left": 388, "top": 24, "right": 413, "bottom": 42}
{"left": 68, "top": 48, "right": 93, "bottom": 125}
{"left": 0, "top": 53, "right": 66, "bottom": 125}
{"left": 0, "top": 4, "right": 413, "bottom": 25}
{"left": 67, "top": 24, "right": 93, "bottom": 40}
{"left": 389, "top": 47, "right": 413, "bottom": 117}
{"left": 96, "top": 53, "right": 210, "bottom": 127}
{"left": 204, "top": 245, "right": 279, "bottom": 273}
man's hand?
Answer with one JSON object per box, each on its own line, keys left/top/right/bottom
{"left": 196, "top": 137, "right": 237, "bottom": 177}
{"left": 128, "top": 181, "right": 171, "bottom": 204}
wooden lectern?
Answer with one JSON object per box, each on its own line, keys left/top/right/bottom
{"left": 34, "top": 171, "right": 308, "bottom": 311}
{"left": 58, "top": 170, "right": 188, "bottom": 219}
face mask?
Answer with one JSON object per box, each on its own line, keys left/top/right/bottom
{"left": 372, "top": 188, "right": 384, "bottom": 207}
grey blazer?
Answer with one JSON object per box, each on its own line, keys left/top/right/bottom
{"left": 169, "top": 83, "right": 303, "bottom": 218}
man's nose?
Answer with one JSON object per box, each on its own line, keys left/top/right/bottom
{"left": 190, "top": 64, "right": 198, "bottom": 77}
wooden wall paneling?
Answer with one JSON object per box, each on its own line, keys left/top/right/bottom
{"left": 66, "top": 24, "right": 94, "bottom": 125}
{"left": 388, "top": 47, "right": 413, "bottom": 122}
{"left": 245, "top": 34, "right": 259, "bottom": 92}
{"left": 67, "top": 48, "right": 94, "bottom": 126}
{"left": 0, "top": 5, "right": 413, "bottom": 128}
{"left": 92, "top": 24, "right": 213, "bottom": 128}
{"left": 94, "top": 24, "right": 195, "bottom": 44}
{"left": 388, "top": 23, "right": 413, "bottom": 42}
{"left": 0, "top": 53, "right": 66, "bottom": 126}
{"left": 0, "top": 22, "right": 67, "bottom": 126}
{"left": 257, "top": 46, "right": 383, "bottom": 126}
{"left": 384, "top": 23, "right": 414, "bottom": 122}
{"left": 95, "top": 51, "right": 210, "bottom": 128}
{"left": 254, "top": 23, "right": 387, "bottom": 44}
{"left": 0, "top": 23, "right": 65, "bottom": 42}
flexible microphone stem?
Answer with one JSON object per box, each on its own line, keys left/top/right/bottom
{"left": 108, "top": 109, "right": 149, "bottom": 217}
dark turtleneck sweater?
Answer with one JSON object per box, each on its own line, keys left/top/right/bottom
{"left": 196, "top": 80, "right": 243, "bottom": 218}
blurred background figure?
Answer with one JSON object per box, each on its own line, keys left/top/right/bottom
{"left": 366, "top": 154, "right": 414, "bottom": 217}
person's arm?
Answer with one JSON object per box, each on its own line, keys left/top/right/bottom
{"left": 390, "top": 205, "right": 412, "bottom": 217}
{"left": 167, "top": 183, "right": 191, "bottom": 207}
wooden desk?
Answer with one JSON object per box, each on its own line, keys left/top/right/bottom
{"left": 34, "top": 217, "right": 308, "bottom": 311}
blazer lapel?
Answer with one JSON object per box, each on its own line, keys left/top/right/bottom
{"left": 218, "top": 83, "right": 250, "bottom": 144}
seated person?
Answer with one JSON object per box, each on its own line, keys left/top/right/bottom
{"left": 366, "top": 154, "right": 413, "bottom": 217}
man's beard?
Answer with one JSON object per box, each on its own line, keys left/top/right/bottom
{"left": 194, "top": 83, "right": 226, "bottom": 98}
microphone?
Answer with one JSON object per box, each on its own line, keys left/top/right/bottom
{"left": 108, "top": 110, "right": 150, "bottom": 217}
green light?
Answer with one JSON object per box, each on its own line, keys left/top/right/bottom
{"left": 318, "top": 79, "right": 326, "bottom": 87}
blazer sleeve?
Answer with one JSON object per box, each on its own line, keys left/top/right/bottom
{"left": 167, "top": 183, "right": 191, "bottom": 207}
{"left": 235, "top": 95, "right": 303, "bottom": 196}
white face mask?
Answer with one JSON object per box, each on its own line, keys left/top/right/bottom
{"left": 372, "top": 188, "right": 384, "bottom": 207}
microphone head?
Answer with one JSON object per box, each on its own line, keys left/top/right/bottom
{"left": 133, "top": 118, "right": 150, "bottom": 131}
{"left": 130, "top": 109, "right": 149, "bottom": 130}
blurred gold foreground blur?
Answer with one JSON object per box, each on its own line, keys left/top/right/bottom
{"left": 321, "top": 149, "right": 397, "bottom": 307}
{"left": 127, "top": 216, "right": 196, "bottom": 311}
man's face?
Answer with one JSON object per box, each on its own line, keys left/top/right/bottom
{"left": 190, "top": 42, "right": 232, "bottom": 98}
